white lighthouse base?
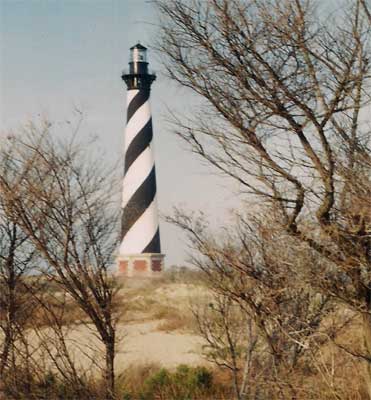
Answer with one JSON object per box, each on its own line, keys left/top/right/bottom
{"left": 116, "top": 253, "right": 164, "bottom": 277}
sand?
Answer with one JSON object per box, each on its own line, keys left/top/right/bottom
{"left": 26, "top": 280, "right": 210, "bottom": 374}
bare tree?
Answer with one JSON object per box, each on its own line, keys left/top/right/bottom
{"left": 0, "top": 218, "right": 30, "bottom": 376}
{"left": 170, "top": 209, "right": 341, "bottom": 398}
{"left": 30, "top": 288, "right": 100, "bottom": 399}
{"left": 192, "top": 293, "right": 258, "bottom": 400}
{"left": 0, "top": 120, "right": 121, "bottom": 399}
{"left": 360, "top": 0, "right": 371, "bottom": 23}
{"left": 0, "top": 170, "right": 39, "bottom": 391}
{"left": 156, "top": 0, "right": 371, "bottom": 394}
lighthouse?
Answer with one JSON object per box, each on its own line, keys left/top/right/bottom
{"left": 117, "top": 44, "right": 164, "bottom": 276}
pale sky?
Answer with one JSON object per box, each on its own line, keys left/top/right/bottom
{"left": 0, "top": 0, "right": 240, "bottom": 266}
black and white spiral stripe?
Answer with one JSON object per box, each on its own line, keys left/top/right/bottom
{"left": 119, "top": 88, "right": 161, "bottom": 254}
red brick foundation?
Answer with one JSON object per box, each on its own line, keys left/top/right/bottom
{"left": 118, "top": 260, "right": 128, "bottom": 274}
{"left": 133, "top": 260, "right": 147, "bottom": 272}
{"left": 152, "top": 259, "right": 162, "bottom": 272}
{"left": 116, "top": 254, "right": 164, "bottom": 277}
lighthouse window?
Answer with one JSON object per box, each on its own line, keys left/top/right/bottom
{"left": 130, "top": 47, "right": 147, "bottom": 63}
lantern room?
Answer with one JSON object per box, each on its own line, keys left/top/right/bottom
{"left": 130, "top": 43, "right": 148, "bottom": 63}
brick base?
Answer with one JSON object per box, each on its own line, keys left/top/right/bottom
{"left": 116, "top": 254, "right": 165, "bottom": 277}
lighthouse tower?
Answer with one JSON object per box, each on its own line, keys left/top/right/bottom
{"left": 117, "top": 44, "right": 164, "bottom": 276}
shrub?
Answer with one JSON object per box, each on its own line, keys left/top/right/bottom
{"left": 139, "top": 364, "right": 213, "bottom": 400}
{"left": 1, "top": 368, "right": 95, "bottom": 400}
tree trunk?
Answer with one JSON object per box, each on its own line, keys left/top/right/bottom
{"left": 105, "top": 340, "right": 115, "bottom": 400}
{"left": 0, "top": 327, "right": 12, "bottom": 375}
{"left": 363, "top": 292, "right": 371, "bottom": 400}
{"left": 1, "top": 268, "right": 16, "bottom": 377}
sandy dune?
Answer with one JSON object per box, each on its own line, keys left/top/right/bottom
{"left": 116, "top": 320, "right": 206, "bottom": 370}
{"left": 28, "top": 280, "right": 210, "bottom": 374}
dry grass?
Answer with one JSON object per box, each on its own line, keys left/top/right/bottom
{"left": 29, "top": 297, "right": 87, "bottom": 328}
{"left": 116, "top": 362, "right": 162, "bottom": 392}
{"left": 125, "top": 293, "right": 197, "bottom": 332}
{"left": 116, "top": 362, "right": 231, "bottom": 400}
{"left": 121, "top": 268, "right": 206, "bottom": 333}
{"left": 156, "top": 312, "right": 194, "bottom": 332}
{"left": 5, "top": 270, "right": 368, "bottom": 399}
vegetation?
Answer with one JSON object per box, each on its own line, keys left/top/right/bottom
{"left": 155, "top": 0, "right": 371, "bottom": 398}
{"left": 0, "top": 120, "right": 122, "bottom": 399}
{"left": 134, "top": 364, "right": 214, "bottom": 400}
{"left": 1, "top": 0, "right": 370, "bottom": 399}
